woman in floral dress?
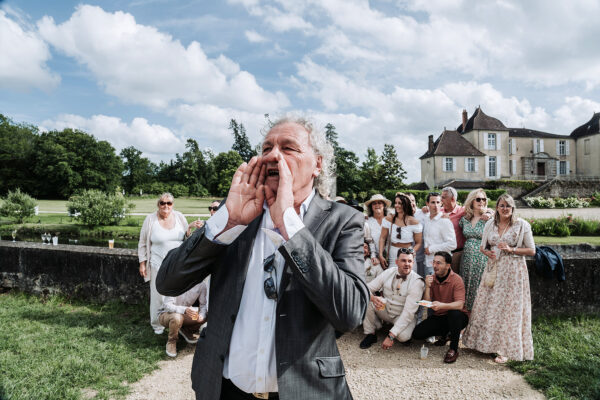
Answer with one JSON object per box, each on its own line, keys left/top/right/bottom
{"left": 462, "top": 194, "right": 535, "bottom": 363}
{"left": 458, "top": 189, "right": 489, "bottom": 311}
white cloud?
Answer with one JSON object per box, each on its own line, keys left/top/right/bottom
{"left": 37, "top": 5, "right": 289, "bottom": 111}
{"left": 0, "top": 10, "right": 59, "bottom": 91}
{"left": 41, "top": 114, "right": 186, "bottom": 158}
{"left": 245, "top": 29, "right": 268, "bottom": 43}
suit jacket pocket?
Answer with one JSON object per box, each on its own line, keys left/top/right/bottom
{"left": 316, "top": 356, "right": 345, "bottom": 378}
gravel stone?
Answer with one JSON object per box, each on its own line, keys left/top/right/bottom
{"left": 125, "top": 330, "right": 544, "bottom": 400}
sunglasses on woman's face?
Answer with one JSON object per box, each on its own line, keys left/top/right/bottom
{"left": 208, "top": 206, "right": 218, "bottom": 211}
{"left": 474, "top": 197, "right": 487, "bottom": 203}
{"left": 159, "top": 201, "right": 173, "bottom": 206}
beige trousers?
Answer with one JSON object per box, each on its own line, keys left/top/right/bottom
{"left": 159, "top": 312, "right": 201, "bottom": 341}
{"left": 363, "top": 305, "right": 416, "bottom": 342}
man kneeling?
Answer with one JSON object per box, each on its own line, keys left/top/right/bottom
{"left": 360, "top": 248, "right": 424, "bottom": 349}
{"left": 158, "top": 280, "right": 207, "bottom": 357}
{"left": 412, "top": 252, "right": 468, "bottom": 363}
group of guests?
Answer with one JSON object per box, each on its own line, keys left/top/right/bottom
{"left": 358, "top": 188, "right": 535, "bottom": 364}
{"left": 137, "top": 194, "right": 220, "bottom": 357}
{"left": 138, "top": 188, "right": 535, "bottom": 364}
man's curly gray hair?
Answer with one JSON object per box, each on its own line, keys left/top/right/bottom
{"left": 262, "top": 115, "right": 335, "bottom": 198}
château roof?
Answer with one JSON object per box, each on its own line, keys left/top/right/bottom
{"left": 420, "top": 130, "right": 486, "bottom": 159}
{"left": 457, "top": 107, "right": 508, "bottom": 133}
{"left": 509, "top": 128, "right": 569, "bottom": 139}
{"left": 570, "top": 112, "right": 600, "bottom": 139}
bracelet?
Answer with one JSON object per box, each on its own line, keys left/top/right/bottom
{"left": 387, "top": 333, "right": 395, "bottom": 341}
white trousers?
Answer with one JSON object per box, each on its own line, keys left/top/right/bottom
{"left": 149, "top": 263, "right": 165, "bottom": 331}
{"left": 363, "top": 304, "right": 416, "bottom": 343}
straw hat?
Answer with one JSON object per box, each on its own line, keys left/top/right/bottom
{"left": 364, "top": 194, "right": 391, "bottom": 208}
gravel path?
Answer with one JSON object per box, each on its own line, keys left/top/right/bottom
{"left": 125, "top": 330, "right": 544, "bottom": 400}
{"left": 515, "top": 207, "right": 600, "bottom": 220}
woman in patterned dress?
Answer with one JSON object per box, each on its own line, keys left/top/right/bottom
{"left": 458, "top": 189, "right": 489, "bottom": 311}
{"left": 462, "top": 194, "right": 535, "bottom": 363}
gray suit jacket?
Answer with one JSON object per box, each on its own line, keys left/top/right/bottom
{"left": 156, "top": 194, "right": 369, "bottom": 400}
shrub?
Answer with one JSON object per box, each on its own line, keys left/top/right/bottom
{"left": 67, "top": 190, "right": 135, "bottom": 228}
{"left": 0, "top": 189, "right": 37, "bottom": 223}
{"left": 485, "top": 179, "right": 539, "bottom": 191}
{"left": 525, "top": 196, "right": 589, "bottom": 209}
{"left": 590, "top": 192, "right": 600, "bottom": 207}
{"left": 530, "top": 216, "right": 600, "bottom": 237}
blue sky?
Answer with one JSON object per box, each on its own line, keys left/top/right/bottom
{"left": 1, "top": 0, "right": 600, "bottom": 183}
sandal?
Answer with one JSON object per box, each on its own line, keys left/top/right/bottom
{"left": 494, "top": 355, "right": 508, "bottom": 364}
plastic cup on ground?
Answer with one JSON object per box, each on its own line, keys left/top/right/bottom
{"left": 52, "top": 236, "right": 58, "bottom": 245}
{"left": 420, "top": 344, "right": 429, "bottom": 359}
{"left": 108, "top": 239, "right": 114, "bottom": 249}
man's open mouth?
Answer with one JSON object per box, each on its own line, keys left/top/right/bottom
{"left": 267, "top": 169, "right": 279, "bottom": 177}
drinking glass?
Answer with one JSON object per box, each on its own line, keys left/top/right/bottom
{"left": 12, "top": 230, "right": 17, "bottom": 242}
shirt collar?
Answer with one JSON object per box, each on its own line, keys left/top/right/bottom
{"left": 262, "top": 189, "right": 315, "bottom": 222}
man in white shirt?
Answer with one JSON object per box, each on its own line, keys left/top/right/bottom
{"left": 360, "top": 248, "right": 424, "bottom": 349}
{"left": 158, "top": 281, "right": 207, "bottom": 357}
{"left": 157, "top": 117, "right": 368, "bottom": 400}
{"left": 422, "top": 192, "right": 456, "bottom": 276}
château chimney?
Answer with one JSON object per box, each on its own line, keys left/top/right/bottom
{"left": 462, "top": 109, "right": 468, "bottom": 132}
{"left": 428, "top": 135, "right": 434, "bottom": 153}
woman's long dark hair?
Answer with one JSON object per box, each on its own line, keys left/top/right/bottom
{"left": 393, "top": 193, "right": 413, "bottom": 226}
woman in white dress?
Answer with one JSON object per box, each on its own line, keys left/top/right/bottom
{"left": 364, "top": 194, "right": 391, "bottom": 269}
{"left": 378, "top": 193, "right": 423, "bottom": 269}
{"left": 462, "top": 194, "right": 535, "bottom": 363}
{"left": 138, "top": 193, "right": 203, "bottom": 334}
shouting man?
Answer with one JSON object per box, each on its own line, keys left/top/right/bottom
{"left": 157, "top": 117, "right": 368, "bottom": 400}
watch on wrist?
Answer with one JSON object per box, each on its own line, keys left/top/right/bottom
{"left": 387, "top": 333, "right": 395, "bottom": 341}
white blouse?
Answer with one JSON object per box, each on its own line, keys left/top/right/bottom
{"left": 149, "top": 218, "right": 186, "bottom": 268}
{"left": 366, "top": 216, "right": 384, "bottom": 255}
{"left": 382, "top": 218, "right": 423, "bottom": 244}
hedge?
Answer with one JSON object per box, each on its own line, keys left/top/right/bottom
{"left": 528, "top": 216, "right": 600, "bottom": 237}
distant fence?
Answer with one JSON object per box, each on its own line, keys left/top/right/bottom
{"left": 0, "top": 241, "right": 598, "bottom": 317}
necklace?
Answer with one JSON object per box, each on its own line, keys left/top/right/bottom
{"left": 497, "top": 221, "right": 510, "bottom": 238}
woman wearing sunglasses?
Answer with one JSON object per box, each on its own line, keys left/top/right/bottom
{"left": 378, "top": 193, "right": 423, "bottom": 269}
{"left": 458, "top": 189, "right": 490, "bottom": 311}
{"left": 138, "top": 192, "right": 203, "bottom": 334}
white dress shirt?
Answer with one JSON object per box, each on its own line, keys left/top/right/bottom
{"left": 204, "top": 190, "right": 315, "bottom": 393}
{"left": 422, "top": 212, "right": 456, "bottom": 272}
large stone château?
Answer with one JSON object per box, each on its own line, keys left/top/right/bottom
{"left": 420, "top": 107, "right": 600, "bottom": 188}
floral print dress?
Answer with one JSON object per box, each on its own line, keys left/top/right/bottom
{"left": 458, "top": 217, "right": 487, "bottom": 311}
{"left": 462, "top": 219, "right": 535, "bottom": 361}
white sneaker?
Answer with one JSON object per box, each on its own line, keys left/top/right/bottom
{"left": 154, "top": 328, "right": 165, "bottom": 335}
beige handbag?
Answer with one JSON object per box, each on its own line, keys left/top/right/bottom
{"left": 483, "top": 260, "right": 497, "bottom": 288}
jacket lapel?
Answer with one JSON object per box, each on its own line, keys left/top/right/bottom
{"left": 278, "top": 193, "right": 331, "bottom": 300}
{"left": 231, "top": 213, "right": 263, "bottom": 295}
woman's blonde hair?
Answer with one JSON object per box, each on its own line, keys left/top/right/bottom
{"left": 464, "top": 188, "right": 487, "bottom": 220}
{"left": 156, "top": 192, "right": 174, "bottom": 207}
{"left": 494, "top": 193, "right": 517, "bottom": 226}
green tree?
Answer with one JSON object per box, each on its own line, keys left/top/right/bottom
{"left": 360, "top": 147, "right": 382, "bottom": 192}
{"left": 209, "top": 151, "right": 244, "bottom": 196}
{"left": 0, "top": 188, "right": 37, "bottom": 223}
{"left": 0, "top": 115, "right": 37, "bottom": 195}
{"left": 230, "top": 119, "right": 256, "bottom": 162}
{"left": 120, "top": 146, "right": 156, "bottom": 194}
{"left": 379, "top": 144, "right": 407, "bottom": 189}
{"left": 67, "top": 189, "right": 134, "bottom": 228}
{"left": 324, "top": 123, "right": 360, "bottom": 196}
{"left": 32, "top": 129, "right": 123, "bottom": 198}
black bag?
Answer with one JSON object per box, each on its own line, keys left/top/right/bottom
{"left": 534, "top": 246, "right": 566, "bottom": 282}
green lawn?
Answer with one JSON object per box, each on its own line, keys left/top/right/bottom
{"left": 0, "top": 292, "right": 166, "bottom": 400}
{"left": 533, "top": 236, "right": 600, "bottom": 245}
{"left": 510, "top": 315, "right": 600, "bottom": 400}
{"left": 37, "top": 197, "right": 222, "bottom": 214}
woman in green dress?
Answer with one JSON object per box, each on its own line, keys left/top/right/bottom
{"left": 459, "top": 189, "right": 489, "bottom": 311}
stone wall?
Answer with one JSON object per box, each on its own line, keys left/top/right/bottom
{"left": 531, "top": 178, "right": 600, "bottom": 198}
{"left": 0, "top": 241, "right": 146, "bottom": 303}
{"left": 0, "top": 241, "right": 598, "bottom": 317}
